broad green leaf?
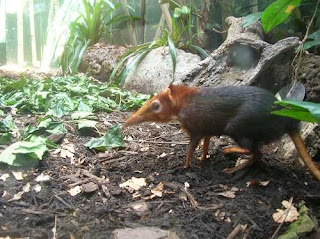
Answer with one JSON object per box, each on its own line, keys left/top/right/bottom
{"left": 85, "top": 124, "right": 123, "bottom": 150}
{"left": 0, "top": 136, "right": 48, "bottom": 166}
{"left": 77, "top": 119, "right": 98, "bottom": 130}
{"left": 307, "top": 30, "right": 320, "bottom": 41}
{"left": 0, "top": 133, "right": 12, "bottom": 144}
{"left": 303, "top": 40, "right": 320, "bottom": 50}
{"left": 3, "top": 77, "right": 27, "bottom": 93}
{"left": 261, "top": 0, "right": 301, "bottom": 33}
{"left": 71, "top": 111, "right": 95, "bottom": 120}
{"left": 242, "top": 12, "right": 262, "bottom": 28}
{"left": 0, "top": 109, "right": 4, "bottom": 116}
{"left": 272, "top": 100, "right": 320, "bottom": 123}
{"left": 3, "top": 115, "right": 19, "bottom": 131}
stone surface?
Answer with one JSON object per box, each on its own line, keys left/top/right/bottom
{"left": 123, "top": 47, "right": 201, "bottom": 94}
{"left": 79, "top": 43, "right": 128, "bottom": 82}
{"left": 112, "top": 227, "right": 180, "bottom": 239}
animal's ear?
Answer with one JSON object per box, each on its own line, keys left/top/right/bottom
{"left": 164, "top": 87, "right": 173, "bottom": 102}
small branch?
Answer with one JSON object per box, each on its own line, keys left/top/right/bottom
{"left": 128, "top": 139, "right": 188, "bottom": 145}
{"left": 226, "top": 224, "right": 247, "bottom": 239}
{"left": 292, "top": 0, "right": 320, "bottom": 82}
{"left": 159, "top": 2, "right": 172, "bottom": 33}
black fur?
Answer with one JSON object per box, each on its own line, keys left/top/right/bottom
{"left": 178, "top": 86, "right": 299, "bottom": 150}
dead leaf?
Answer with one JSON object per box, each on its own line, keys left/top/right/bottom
{"left": 0, "top": 173, "right": 10, "bottom": 181}
{"left": 35, "top": 173, "right": 50, "bottom": 182}
{"left": 68, "top": 186, "right": 82, "bottom": 196}
{"left": 157, "top": 153, "right": 166, "bottom": 158}
{"left": 101, "top": 185, "right": 110, "bottom": 197}
{"left": 8, "top": 183, "right": 31, "bottom": 202}
{"left": 60, "top": 143, "right": 75, "bottom": 160}
{"left": 119, "top": 177, "right": 147, "bottom": 193}
{"left": 150, "top": 182, "right": 164, "bottom": 198}
{"left": 140, "top": 146, "right": 149, "bottom": 152}
{"left": 215, "top": 186, "right": 238, "bottom": 199}
{"left": 82, "top": 182, "right": 99, "bottom": 193}
{"left": 216, "top": 191, "right": 236, "bottom": 199}
{"left": 12, "top": 171, "right": 24, "bottom": 180}
{"left": 33, "top": 184, "right": 42, "bottom": 193}
{"left": 273, "top": 199, "right": 299, "bottom": 223}
{"left": 130, "top": 202, "right": 150, "bottom": 216}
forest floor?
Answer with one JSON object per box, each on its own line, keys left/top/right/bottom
{"left": 1, "top": 111, "right": 320, "bottom": 239}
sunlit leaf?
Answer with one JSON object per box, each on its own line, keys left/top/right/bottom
{"left": 272, "top": 100, "right": 320, "bottom": 123}
{"left": 0, "top": 136, "right": 49, "bottom": 167}
{"left": 261, "top": 0, "right": 301, "bottom": 33}
{"left": 77, "top": 119, "right": 98, "bottom": 130}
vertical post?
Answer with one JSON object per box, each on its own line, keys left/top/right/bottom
{"left": 250, "top": 0, "right": 258, "bottom": 13}
{"left": 17, "top": 0, "right": 24, "bottom": 65}
{"left": 29, "top": 0, "right": 38, "bottom": 66}
{"left": 140, "top": 0, "right": 145, "bottom": 43}
{"left": 120, "top": 0, "right": 137, "bottom": 45}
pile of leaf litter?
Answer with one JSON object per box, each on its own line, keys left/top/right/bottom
{"left": 0, "top": 75, "right": 148, "bottom": 166}
{"left": 1, "top": 75, "right": 320, "bottom": 239}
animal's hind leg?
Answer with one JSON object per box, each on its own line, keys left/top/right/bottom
{"left": 223, "top": 150, "right": 261, "bottom": 174}
{"left": 201, "top": 136, "right": 211, "bottom": 161}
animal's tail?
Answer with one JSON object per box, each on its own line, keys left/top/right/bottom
{"left": 289, "top": 130, "right": 320, "bottom": 181}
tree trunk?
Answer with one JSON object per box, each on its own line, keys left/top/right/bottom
{"left": 140, "top": 0, "right": 145, "bottom": 43}
{"left": 29, "top": 0, "right": 38, "bottom": 66}
{"left": 17, "top": 0, "right": 24, "bottom": 65}
{"left": 120, "top": 0, "right": 137, "bottom": 45}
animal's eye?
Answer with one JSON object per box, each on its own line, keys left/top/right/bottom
{"left": 150, "top": 101, "right": 161, "bottom": 112}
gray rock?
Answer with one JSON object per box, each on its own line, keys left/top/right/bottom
{"left": 112, "top": 227, "right": 180, "bottom": 239}
{"left": 123, "top": 47, "right": 201, "bottom": 94}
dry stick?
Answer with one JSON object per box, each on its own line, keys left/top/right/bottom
{"left": 52, "top": 215, "right": 58, "bottom": 239}
{"left": 120, "top": 0, "right": 137, "bottom": 45}
{"left": 128, "top": 139, "right": 189, "bottom": 145}
{"left": 140, "top": 0, "right": 146, "bottom": 43}
{"left": 270, "top": 197, "right": 294, "bottom": 239}
{"left": 292, "top": 0, "right": 320, "bottom": 83}
{"left": 54, "top": 193, "right": 73, "bottom": 209}
{"left": 159, "top": 2, "right": 173, "bottom": 33}
{"left": 226, "top": 224, "right": 247, "bottom": 239}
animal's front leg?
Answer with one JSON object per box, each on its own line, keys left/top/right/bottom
{"left": 201, "top": 136, "right": 211, "bottom": 161}
{"left": 184, "top": 135, "right": 202, "bottom": 168}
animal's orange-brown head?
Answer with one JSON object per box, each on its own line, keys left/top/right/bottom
{"left": 123, "top": 85, "right": 178, "bottom": 128}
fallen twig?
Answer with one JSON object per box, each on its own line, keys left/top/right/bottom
{"left": 128, "top": 139, "right": 188, "bottom": 145}
{"left": 54, "top": 193, "right": 73, "bottom": 209}
{"left": 226, "top": 224, "right": 247, "bottom": 239}
{"left": 164, "top": 182, "right": 223, "bottom": 210}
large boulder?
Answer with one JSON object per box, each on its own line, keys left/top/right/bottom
{"left": 123, "top": 47, "right": 202, "bottom": 94}
{"left": 79, "top": 43, "right": 128, "bottom": 82}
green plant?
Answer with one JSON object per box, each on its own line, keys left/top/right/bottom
{"left": 110, "top": 4, "right": 209, "bottom": 86}
{"left": 272, "top": 100, "right": 320, "bottom": 124}
{"left": 243, "top": 0, "right": 320, "bottom": 51}
{"left": 60, "top": 0, "right": 130, "bottom": 75}
{"left": 0, "top": 75, "right": 148, "bottom": 167}
{"left": 243, "top": 0, "right": 302, "bottom": 32}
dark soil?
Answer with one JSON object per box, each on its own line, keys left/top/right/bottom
{"left": 1, "top": 112, "right": 320, "bottom": 239}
